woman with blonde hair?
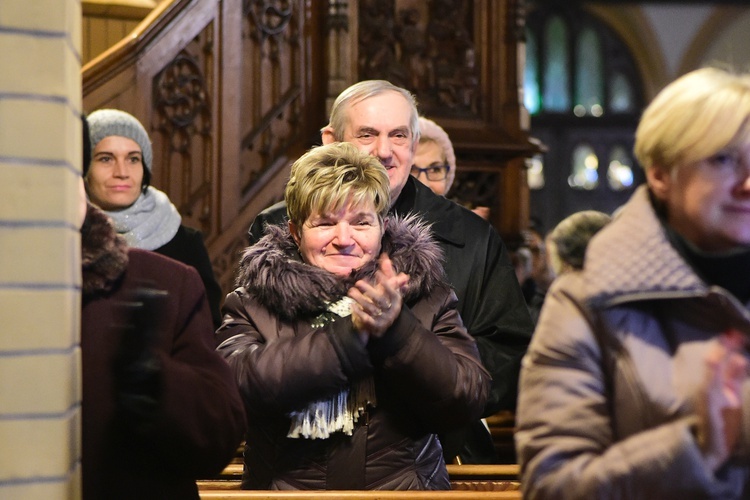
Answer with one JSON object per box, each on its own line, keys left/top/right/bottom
{"left": 516, "top": 67, "right": 750, "bottom": 498}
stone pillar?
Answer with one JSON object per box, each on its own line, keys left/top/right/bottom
{"left": 0, "top": 0, "right": 82, "bottom": 498}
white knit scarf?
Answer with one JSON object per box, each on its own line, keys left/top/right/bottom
{"left": 105, "top": 186, "right": 181, "bottom": 251}
{"left": 287, "top": 297, "right": 377, "bottom": 440}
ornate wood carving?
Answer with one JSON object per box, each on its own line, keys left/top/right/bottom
{"left": 358, "top": 0, "right": 480, "bottom": 119}
{"left": 354, "top": 0, "right": 534, "bottom": 236}
{"left": 213, "top": 234, "right": 249, "bottom": 299}
{"left": 449, "top": 170, "right": 498, "bottom": 210}
{"left": 152, "top": 23, "right": 214, "bottom": 236}
{"left": 239, "top": 0, "right": 305, "bottom": 200}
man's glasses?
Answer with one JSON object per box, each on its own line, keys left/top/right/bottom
{"left": 411, "top": 164, "right": 450, "bottom": 181}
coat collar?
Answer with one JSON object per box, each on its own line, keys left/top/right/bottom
{"left": 393, "top": 177, "right": 467, "bottom": 247}
{"left": 583, "top": 186, "right": 707, "bottom": 307}
{"left": 81, "top": 203, "right": 129, "bottom": 297}
{"left": 236, "top": 214, "right": 446, "bottom": 321}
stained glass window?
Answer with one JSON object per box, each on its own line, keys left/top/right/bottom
{"left": 542, "top": 16, "right": 570, "bottom": 113}
{"left": 607, "top": 145, "right": 634, "bottom": 191}
{"left": 574, "top": 27, "right": 604, "bottom": 117}
{"left": 524, "top": 30, "right": 541, "bottom": 115}
{"left": 569, "top": 144, "right": 599, "bottom": 190}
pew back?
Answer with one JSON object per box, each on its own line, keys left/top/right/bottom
{"left": 200, "top": 491, "right": 522, "bottom": 499}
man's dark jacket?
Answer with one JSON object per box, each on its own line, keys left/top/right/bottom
{"left": 248, "top": 176, "right": 534, "bottom": 461}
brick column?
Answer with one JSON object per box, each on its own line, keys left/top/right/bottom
{"left": 0, "top": 0, "right": 82, "bottom": 498}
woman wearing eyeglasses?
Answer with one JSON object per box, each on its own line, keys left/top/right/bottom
{"left": 412, "top": 117, "right": 490, "bottom": 220}
{"left": 411, "top": 117, "right": 456, "bottom": 196}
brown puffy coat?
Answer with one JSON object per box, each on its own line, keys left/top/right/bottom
{"left": 217, "top": 215, "right": 489, "bottom": 490}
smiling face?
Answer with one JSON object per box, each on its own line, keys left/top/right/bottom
{"left": 85, "top": 136, "right": 144, "bottom": 211}
{"left": 649, "top": 142, "right": 750, "bottom": 252}
{"left": 412, "top": 139, "right": 449, "bottom": 195}
{"left": 324, "top": 91, "right": 417, "bottom": 203}
{"left": 290, "top": 199, "right": 384, "bottom": 276}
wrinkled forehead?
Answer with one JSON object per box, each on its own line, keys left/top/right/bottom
{"left": 346, "top": 91, "right": 416, "bottom": 136}
{"left": 309, "top": 196, "right": 379, "bottom": 221}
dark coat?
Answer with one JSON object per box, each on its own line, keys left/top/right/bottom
{"left": 248, "top": 176, "right": 533, "bottom": 460}
{"left": 81, "top": 205, "right": 246, "bottom": 500}
{"left": 156, "top": 225, "right": 223, "bottom": 329}
{"left": 219, "top": 216, "right": 489, "bottom": 490}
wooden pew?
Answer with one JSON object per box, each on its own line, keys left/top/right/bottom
{"left": 445, "top": 464, "right": 519, "bottom": 491}
{"left": 199, "top": 491, "right": 521, "bottom": 499}
{"left": 197, "top": 463, "right": 521, "bottom": 493}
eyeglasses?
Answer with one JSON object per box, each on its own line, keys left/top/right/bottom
{"left": 410, "top": 164, "right": 450, "bottom": 181}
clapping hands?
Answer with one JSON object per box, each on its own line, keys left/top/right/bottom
{"left": 695, "top": 330, "right": 748, "bottom": 471}
{"left": 348, "top": 254, "right": 409, "bottom": 344}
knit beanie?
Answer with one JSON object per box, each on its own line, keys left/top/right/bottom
{"left": 86, "top": 109, "right": 153, "bottom": 175}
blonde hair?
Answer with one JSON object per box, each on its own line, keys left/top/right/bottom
{"left": 418, "top": 116, "right": 457, "bottom": 190}
{"left": 325, "top": 80, "right": 420, "bottom": 144}
{"left": 635, "top": 67, "right": 750, "bottom": 173}
{"left": 285, "top": 142, "right": 390, "bottom": 228}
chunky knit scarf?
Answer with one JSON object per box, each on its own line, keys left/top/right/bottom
{"left": 286, "top": 297, "right": 377, "bottom": 440}
{"left": 105, "top": 186, "right": 181, "bottom": 251}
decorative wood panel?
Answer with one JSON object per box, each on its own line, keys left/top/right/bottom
{"left": 239, "top": 0, "right": 305, "bottom": 202}
{"left": 152, "top": 26, "right": 215, "bottom": 237}
{"left": 350, "top": 0, "right": 537, "bottom": 236}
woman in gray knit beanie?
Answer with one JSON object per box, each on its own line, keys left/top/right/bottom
{"left": 84, "top": 108, "right": 223, "bottom": 327}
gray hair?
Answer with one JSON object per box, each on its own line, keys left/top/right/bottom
{"left": 326, "top": 80, "right": 420, "bottom": 144}
{"left": 548, "top": 210, "right": 612, "bottom": 274}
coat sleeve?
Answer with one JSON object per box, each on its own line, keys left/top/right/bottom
{"left": 515, "top": 277, "right": 724, "bottom": 500}
{"left": 156, "top": 226, "right": 224, "bottom": 329}
{"left": 450, "top": 218, "right": 534, "bottom": 416}
{"left": 216, "top": 288, "right": 375, "bottom": 416}
{"left": 366, "top": 285, "right": 490, "bottom": 433}
{"left": 181, "top": 228, "right": 224, "bottom": 330}
{"left": 139, "top": 264, "right": 247, "bottom": 477}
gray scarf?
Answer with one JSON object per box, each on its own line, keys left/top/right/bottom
{"left": 105, "top": 186, "right": 181, "bottom": 251}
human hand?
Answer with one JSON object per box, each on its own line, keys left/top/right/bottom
{"left": 114, "top": 286, "right": 166, "bottom": 422}
{"left": 349, "top": 254, "right": 409, "bottom": 343}
{"left": 694, "top": 330, "right": 747, "bottom": 471}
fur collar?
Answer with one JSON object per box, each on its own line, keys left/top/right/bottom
{"left": 81, "top": 203, "right": 129, "bottom": 296}
{"left": 236, "top": 214, "right": 445, "bottom": 321}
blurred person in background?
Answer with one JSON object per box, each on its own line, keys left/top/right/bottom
{"left": 516, "top": 67, "right": 750, "bottom": 499}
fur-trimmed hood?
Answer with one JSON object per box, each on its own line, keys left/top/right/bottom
{"left": 81, "top": 203, "right": 129, "bottom": 296}
{"left": 236, "top": 214, "right": 445, "bottom": 321}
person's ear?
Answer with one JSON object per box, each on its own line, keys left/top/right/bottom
{"left": 289, "top": 220, "right": 301, "bottom": 245}
{"left": 321, "top": 126, "right": 336, "bottom": 145}
{"left": 646, "top": 164, "right": 671, "bottom": 201}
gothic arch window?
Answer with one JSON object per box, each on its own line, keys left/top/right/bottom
{"left": 524, "top": 2, "right": 645, "bottom": 233}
